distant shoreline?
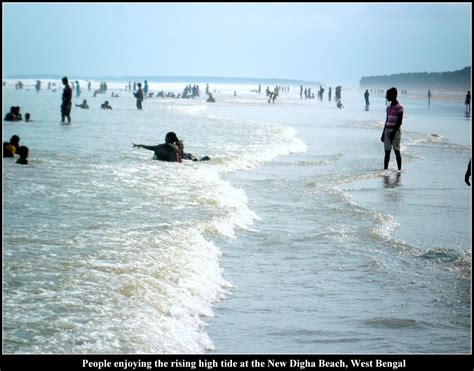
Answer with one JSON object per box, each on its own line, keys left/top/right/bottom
{"left": 405, "top": 89, "right": 468, "bottom": 104}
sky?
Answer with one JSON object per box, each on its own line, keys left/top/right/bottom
{"left": 2, "top": 2, "right": 472, "bottom": 86}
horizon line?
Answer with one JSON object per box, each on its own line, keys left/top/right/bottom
{"left": 4, "top": 74, "right": 325, "bottom": 85}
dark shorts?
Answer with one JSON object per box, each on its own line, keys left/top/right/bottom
{"left": 61, "top": 103, "right": 71, "bottom": 115}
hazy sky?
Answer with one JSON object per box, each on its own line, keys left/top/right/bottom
{"left": 3, "top": 3, "right": 471, "bottom": 85}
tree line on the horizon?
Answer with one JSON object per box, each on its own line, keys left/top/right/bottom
{"left": 360, "top": 66, "right": 471, "bottom": 91}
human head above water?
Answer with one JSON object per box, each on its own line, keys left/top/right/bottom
{"left": 10, "top": 135, "right": 20, "bottom": 146}
{"left": 165, "top": 132, "right": 178, "bottom": 144}
{"left": 17, "top": 146, "right": 28, "bottom": 159}
{"left": 386, "top": 87, "right": 398, "bottom": 102}
{"left": 25, "top": 113, "right": 31, "bottom": 121}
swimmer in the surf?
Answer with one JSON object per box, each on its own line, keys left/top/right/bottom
{"left": 133, "top": 132, "right": 210, "bottom": 162}
{"left": 101, "top": 101, "right": 112, "bottom": 110}
{"left": 76, "top": 99, "right": 89, "bottom": 109}
{"left": 16, "top": 146, "right": 29, "bottom": 165}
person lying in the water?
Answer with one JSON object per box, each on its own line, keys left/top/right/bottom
{"left": 76, "top": 99, "right": 90, "bottom": 109}
{"left": 133, "top": 132, "right": 210, "bottom": 162}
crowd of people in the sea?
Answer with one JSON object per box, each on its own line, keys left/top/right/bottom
{"left": 3, "top": 78, "right": 471, "bottom": 180}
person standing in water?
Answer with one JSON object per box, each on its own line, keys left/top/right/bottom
{"left": 381, "top": 87, "right": 404, "bottom": 172}
{"left": 75, "top": 81, "right": 81, "bottom": 97}
{"left": 143, "top": 80, "right": 149, "bottom": 99}
{"left": 134, "top": 82, "right": 144, "bottom": 110}
{"left": 428, "top": 89, "right": 432, "bottom": 106}
{"left": 61, "top": 76, "right": 72, "bottom": 124}
{"left": 364, "top": 89, "right": 370, "bottom": 106}
{"left": 464, "top": 91, "right": 471, "bottom": 114}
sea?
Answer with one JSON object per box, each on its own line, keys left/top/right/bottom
{"left": 2, "top": 78, "right": 471, "bottom": 354}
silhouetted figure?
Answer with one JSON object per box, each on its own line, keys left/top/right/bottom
{"left": 465, "top": 159, "right": 471, "bottom": 186}
{"left": 465, "top": 91, "right": 471, "bottom": 114}
{"left": 328, "top": 87, "right": 332, "bottom": 101}
{"left": 268, "top": 91, "right": 277, "bottom": 104}
{"left": 207, "top": 93, "right": 216, "bottom": 103}
{"left": 4, "top": 106, "right": 22, "bottom": 121}
{"left": 75, "top": 81, "right": 81, "bottom": 97}
{"left": 61, "top": 77, "right": 72, "bottom": 123}
{"left": 427, "top": 89, "right": 432, "bottom": 106}
{"left": 381, "top": 87, "right": 403, "bottom": 171}
{"left": 143, "top": 80, "right": 149, "bottom": 99}
{"left": 88, "top": 81, "right": 91, "bottom": 92}
{"left": 336, "top": 100, "right": 344, "bottom": 109}
{"left": 35, "top": 80, "right": 41, "bottom": 93}
{"left": 24, "top": 113, "right": 32, "bottom": 122}
{"left": 101, "top": 100, "right": 112, "bottom": 109}
{"left": 132, "top": 132, "right": 183, "bottom": 162}
{"left": 16, "top": 146, "right": 29, "bottom": 165}
{"left": 134, "top": 83, "right": 144, "bottom": 110}
{"left": 335, "top": 86, "right": 342, "bottom": 101}
{"left": 133, "top": 132, "right": 208, "bottom": 162}
{"left": 3, "top": 135, "right": 20, "bottom": 157}
{"left": 364, "top": 89, "right": 370, "bottom": 105}
{"left": 258, "top": 84, "right": 261, "bottom": 94}
{"left": 300, "top": 85, "right": 303, "bottom": 100}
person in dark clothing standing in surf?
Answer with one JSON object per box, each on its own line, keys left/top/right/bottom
{"left": 61, "top": 77, "right": 72, "bottom": 124}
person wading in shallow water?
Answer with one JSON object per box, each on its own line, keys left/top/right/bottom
{"left": 61, "top": 76, "right": 72, "bottom": 123}
{"left": 134, "top": 83, "right": 144, "bottom": 110}
{"left": 381, "top": 87, "right": 403, "bottom": 172}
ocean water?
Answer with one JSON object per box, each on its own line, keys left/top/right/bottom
{"left": 2, "top": 80, "right": 471, "bottom": 354}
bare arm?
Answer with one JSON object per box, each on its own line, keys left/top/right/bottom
{"left": 132, "top": 144, "right": 157, "bottom": 151}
